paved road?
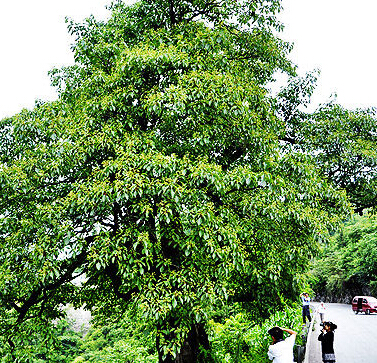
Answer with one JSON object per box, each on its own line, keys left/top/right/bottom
{"left": 309, "top": 303, "right": 377, "bottom": 363}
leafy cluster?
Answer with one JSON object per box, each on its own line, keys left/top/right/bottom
{"left": 277, "top": 73, "right": 377, "bottom": 214}
{"left": 70, "top": 307, "right": 157, "bottom": 363}
{"left": 0, "top": 317, "right": 83, "bottom": 363}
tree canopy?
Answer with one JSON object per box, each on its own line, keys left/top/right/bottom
{"left": 277, "top": 72, "right": 377, "bottom": 214}
{"left": 0, "top": 1, "right": 352, "bottom": 361}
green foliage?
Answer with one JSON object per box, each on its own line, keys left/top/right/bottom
{"left": 0, "top": 317, "right": 82, "bottom": 363}
{"left": 310, "top": 214, "right": 377, "bottom": 299}
{"left": 76, "top": 308, "right": 157, "bottom": 363}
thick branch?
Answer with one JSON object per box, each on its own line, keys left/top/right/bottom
{"left": 168, "top": 0, "right": 176, "bottom": 26}
{"left": 14, "top": 238, "right": 92, "bottom": 324}
{"left": 104, "top": 263, "right": 138, "bottom": 302}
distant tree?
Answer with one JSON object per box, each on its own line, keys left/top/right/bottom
{"left": 0, "top": 1, "right": 350, "bottom": 361}
{"left": 277, "top": 72, "right": 377, "bottom": 214}
{"left": 307, "top": 104, "right": 377, "bottom": 214}
{"left": 310, "top": 214, "right": 377, "bottom": 300}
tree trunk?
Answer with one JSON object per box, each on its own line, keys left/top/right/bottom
{"left": 159, "top": 323, "right": 212, "bottom": 363}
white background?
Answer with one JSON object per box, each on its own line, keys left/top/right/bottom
{"left": 279, "top": 0, "right": 377, "bottom": 111}
{"left": 0, "top": 0, "right": 112, "bottom": 119}
{"left": 1, "top": 0, "right": 376, "bottom": 119}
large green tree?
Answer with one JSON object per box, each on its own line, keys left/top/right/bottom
{"left": 0, "top": 1, "right": 349, "bottom": 361}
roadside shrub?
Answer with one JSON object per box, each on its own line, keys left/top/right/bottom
{"left": 208, "top": 305, "right": 303, "bottom": 363}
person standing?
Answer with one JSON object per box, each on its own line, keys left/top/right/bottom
{"left": 318, "top": 321, "right": 337, "bottom": 363}
{"left": 317, "top": 302, "right": 326, "bottom": 324}
{"left": 267, "top": 326, "right": 297, "bottom": 363}
{"left": 300, "top": 292, "right": 311, "bottom": 324}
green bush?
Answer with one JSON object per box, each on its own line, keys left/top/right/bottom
{"left": 74, "top": 308, "right": 157, "bottom": 363}
{"left": 208, "top": 305, "right": 303, "bottom": 363}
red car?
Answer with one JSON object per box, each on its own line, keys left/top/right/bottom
{"left": 352, "top": 296, "right": 377, "bottom": 314}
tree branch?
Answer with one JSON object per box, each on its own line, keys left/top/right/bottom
{"left": 104, "top": 262, "right": 138, "bottom": 302}
{"left": 13, "top": 237, "right": 92, "bottom": 324}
